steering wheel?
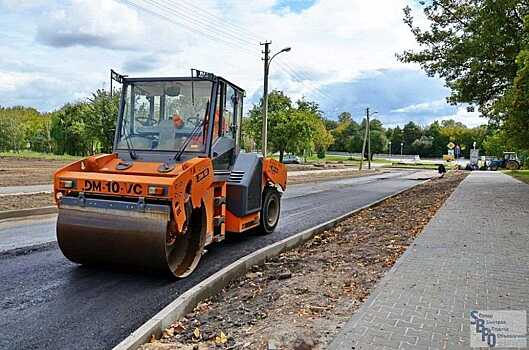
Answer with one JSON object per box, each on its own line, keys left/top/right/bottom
{"left": 186, "top": 116, "right": 201, "bottom": 127}
{"left": 136, "top": 117, "right": 158, "bottom": 127}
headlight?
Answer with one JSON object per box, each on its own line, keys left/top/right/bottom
{"left": 148, "top": 186, "right": 166, "bottom": 196}
{"left": 60, "top": 179, "right": 75, "bottom": 189}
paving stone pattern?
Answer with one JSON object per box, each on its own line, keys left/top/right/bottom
{"left": 329, "top": 172, "right": 529, "bottom": 350}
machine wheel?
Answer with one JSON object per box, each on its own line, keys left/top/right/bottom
{"left": 506, "top": 160, "right": 520, "bottom": 170}
{"left": 490, "top": 164, "right": 498, "bottom": 171}
{"left": 257, "top": 187, "right": 281, "bottom": 235}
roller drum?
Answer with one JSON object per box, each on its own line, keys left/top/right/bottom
{"left": 57, "top": 197, "right": 205, "bottom": 278}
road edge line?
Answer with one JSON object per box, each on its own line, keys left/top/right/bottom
{"left": 113, "top": 180, "right": 430, "bottom": 350}
{"left": 0, "top": 206, "right": 57, "bottom": 221}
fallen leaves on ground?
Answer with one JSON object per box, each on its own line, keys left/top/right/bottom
{"left": 139, "top": 172, "right": 467, "bottom": 350}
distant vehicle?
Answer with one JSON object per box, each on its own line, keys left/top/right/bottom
{"left": 282, "top": 155, "right": 302, "bottom": 164}
{"left": 489, "top": 152, "right": 521, "bottom": 171}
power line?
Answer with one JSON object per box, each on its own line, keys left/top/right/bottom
{"left": 120, "top": 0, "right": 343, "bottom": 112}
{"left": 151, "top": 0, "right": 257, "bottom": 48}
{"left": 172, "top": 0, "right": 262, "bottom": 44}
{"left": 134, "top": 0, "right": 254, "bottom": 50}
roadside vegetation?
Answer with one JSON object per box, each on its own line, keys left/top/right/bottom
{"left": 505, "top": 170, "right": 529, "bottom": 185}
{"left": 0, "top": 151, "right": 80, "bottom": 161}
{"left": 399, "top": 0, "right": 529, "bottom": 162}
{"left": 1, "top": 89, "right": 525, "bottom": 164}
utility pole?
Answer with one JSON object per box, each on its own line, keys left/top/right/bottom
{"left": 260, "top": 41, "right": 291, "bottom": 159}
{"left": 261, "top": 41, "right": 271, "bottom": 157}
{"left": 367, "top": 109, "right": 371, "bottom": 170}
{"left": 359, "top": 108, "right": 370, "bottom": 171}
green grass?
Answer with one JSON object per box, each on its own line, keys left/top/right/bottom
{"left": 304, "top": 154, "right": 391, "bottom": 164}
{"left": 0, "top": 151, "right": 81, "bottom": 161}
{"left": 505, "top": 170, "right": 529, "bottom": 185}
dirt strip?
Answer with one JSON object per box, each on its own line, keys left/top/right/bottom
{"left": 0, "top": 193, "right": 54, "bottom": 211}
{"left": 140, "top": 172, "right": 467, "bottom": 350}
{"left": 0, "top": 157, "right": 70, "bottom": 187}
{"left": 288, "top": 168, "right": 381, "bottom": 185}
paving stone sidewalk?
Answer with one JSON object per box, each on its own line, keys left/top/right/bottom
{"left": 329, "top": 172, "right": 529, "bottom": 350}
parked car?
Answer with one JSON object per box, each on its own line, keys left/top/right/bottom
{"left": 282, "top": 155, "right": 302, "bottom": 164}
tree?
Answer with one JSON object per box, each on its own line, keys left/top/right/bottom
{"left": 338, "top": 112, "right": 353, "bottom": 124}
{"left": 51, "top": 103, "right": 92, "bottom": 156}
{"left": 86, "top": 89, "right": 120, "bottom": 153}
{"left": 247, "top": 90, "right": 292, "bottom": 151}
{"left": 412, "top": 136, "right": 434, "bottom": 157}
{"left": 402, "top": 121, "right": 422, "bottom": 154}
{"left": 388, "top": 126, "right": 404, "bottom": 154}
{"left": 494, "top": 47, "right": 529, "bottom": 149}
{"left": 330, "top": 112, "right": 360, "bottom": 152}
{"left": 482, "top": 131, "right": 512, "bottom": 157}
{"left": 313, "top": 119, "right": 334, "bottom": 158}
{"left": 399, "top": 1, "right": 529, "bottom": 115}
{"left": 247, "top": 91, "right": 324, "bottom": 162}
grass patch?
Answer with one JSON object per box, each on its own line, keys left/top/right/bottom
{"left": 505, "top": 170, "right": 529, "bottom": 185}
{"left": 0, "top": 151, "right": 81, "bottom": 161}
{"left": 386, "top": 162, "right": 440, "bottom": 170}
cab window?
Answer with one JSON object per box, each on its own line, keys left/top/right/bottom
{"left": 223, "top": 85, "right": 236, "bottom": 139}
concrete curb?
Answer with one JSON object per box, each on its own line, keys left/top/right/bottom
{"left": 0, "top": 206, "right": 57, "bottom": 221}
{"left": 113, "top": 180, "right": 431, "bottom": 350}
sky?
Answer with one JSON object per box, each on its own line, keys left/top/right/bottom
{"left": 0, "top": 0, "right": 485, "bottom": 128}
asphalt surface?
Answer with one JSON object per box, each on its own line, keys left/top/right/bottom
{"left": 0, "top": 170, "right": 427, "bottom": 350}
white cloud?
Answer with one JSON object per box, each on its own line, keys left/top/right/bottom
{"left": 0, "top": 0, "right": 47, "bottom": 10}
{"left": 2, "top": 0, "right": 431, "bottom": 116}
{"left": 435, "top": 107, "right": 486, "bottom": 127}
{"left": 392, "top": 99, "right": 448, "bottom": 113}
{"left": 36, "top": 0, "right": 145, "bottom": 50}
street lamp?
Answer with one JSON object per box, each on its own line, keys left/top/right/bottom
{"left": 400, "top": 142, "right": 404, "bottom": 157}
{"left": 261, "top": 42, "right": 291, "bottom": 157}
{"left": 388, "top": 141, "right": 392, "bottom": 159}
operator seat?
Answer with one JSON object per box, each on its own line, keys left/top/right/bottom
{"left": 157, "top": 118, "right": 178, "bottom": 150}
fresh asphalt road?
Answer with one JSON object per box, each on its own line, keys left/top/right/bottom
{"left": 0, "top": 170, "right": 427, "bottom": 350}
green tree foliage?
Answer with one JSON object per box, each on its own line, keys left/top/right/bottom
{"left": 482, "top": 131, "right": 513, "bottom": 158}
{"left": 51, "top": 103, "right": 92, "bottom": 156}
{"left": 494, "top": 47, "right": 529, "bottom": 149}
{"left": 86, "top": 89, "right": 120, "bottom": 153}
{"left": 400, "top": 1, "right": 529, "bottom": 151}
{"left": 329, "top": 113, "right": 360, "bottom": 152}
{"left": 247, "top": 91, "right": 332, "bottom": 161}
{"left": 402, "top": 121, "right": 421, "bottom": 153}
{"left": 0, "top": 88, "right": 119, "bottom": 156}
{"left": 399, "top": 0, "right": 529, "bottom": 113}
{"left": 0, "top": 106, "right": 51, "bottom": 152}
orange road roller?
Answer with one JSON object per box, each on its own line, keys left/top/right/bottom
{"left": 53, "top": 70, "right": 287, "bottom": 278}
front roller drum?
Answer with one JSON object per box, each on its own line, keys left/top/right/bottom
{"left": 57, "top": 197, "right": 206, "bottom": 278}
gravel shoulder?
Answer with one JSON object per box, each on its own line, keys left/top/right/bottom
{"left": 0, "top": 193, "right": 53, "bottom": 211}
{"left": 141, "top": 172, "right": 467, "bottom": 350}
{"left": 0, "top": 157, "right": 70, "bottom": 187}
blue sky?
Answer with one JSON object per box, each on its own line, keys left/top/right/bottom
{"left": 0, "top": 0, "right": 483, "bottom": 127}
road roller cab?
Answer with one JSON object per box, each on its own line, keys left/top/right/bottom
{"left": 53, "top": 70, "right": 287, "bottom": 278}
